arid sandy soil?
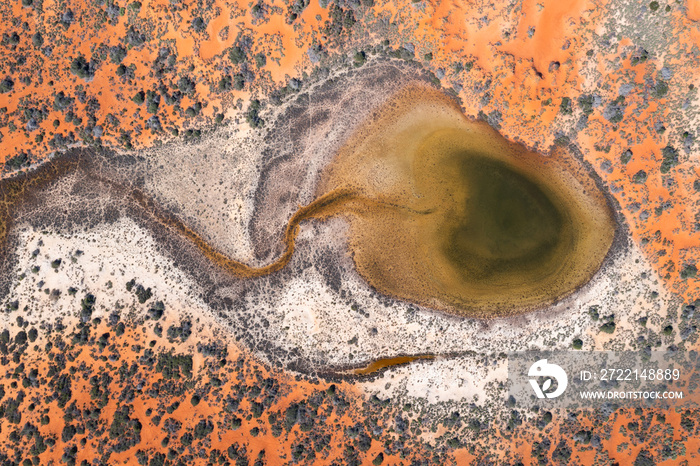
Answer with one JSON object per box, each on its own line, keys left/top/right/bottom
{"left": 2, "top": 0, "right": 700, "bottom": 464}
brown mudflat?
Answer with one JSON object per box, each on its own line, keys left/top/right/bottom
{"left": 318, "top": 85, "right": 617, "bottom": 318}
{"left": 0, "top": 85, "right": 616, "bottom": 320}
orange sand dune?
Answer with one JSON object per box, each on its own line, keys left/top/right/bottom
{"left": 1, "top": 0, "right": 700, "bottom": 463}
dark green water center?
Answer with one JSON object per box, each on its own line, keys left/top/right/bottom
{"left": 444, "top": 154, "right": 565, "bottom": 279}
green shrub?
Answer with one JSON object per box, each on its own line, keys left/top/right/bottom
{"left": 353, "top": 51, "right": 366, "bottom": 67}
{"left": 620, "top": 149, "right": 632, "bottom": 164}
{"left": 660, "top": 145, "right": 679, "bottom": 173}
{"left": 559, "top": 97, "right": 572, "bottom": 115}
{"left": 70, "top": 56, "right": 93, "bottom": 79}
{"left": 132, "top": 91, "right": 145, "bottom": 104}
{"left": 0, "top": 76, "right": 15, "bottom": 94}
{"left": 156, "top": 352, "right": 193, "bottom": 379}
{"left": 228, "top": 46, "right": 246, "bottom": 64}
{"left": 680, "top": 263, "right": 697, "bottom": 279}
{"left": 632, "top": 170, "right": 647, "bottom": 184}
{"left": 600, "top": 322, "right": 616, "bottom": 334}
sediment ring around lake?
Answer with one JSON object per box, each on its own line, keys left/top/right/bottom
{"left": 0, "top": 85, "right": 617, "bottom": 321}
{"left": 317, "top": 85, "right": 617, "bottom": 317}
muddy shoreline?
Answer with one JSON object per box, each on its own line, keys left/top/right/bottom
{"left": 0, "top": 61, "right": 637, "bottom": 383}
{"left": 0, "top": 137, "right": 630, "bottom": 382}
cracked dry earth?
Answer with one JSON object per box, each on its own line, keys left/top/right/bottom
{"left": 0, "top": 63, "right": 691, "bottom": 410}
{"left": 2, "top": 0, "right": 700, "bottom": 461}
